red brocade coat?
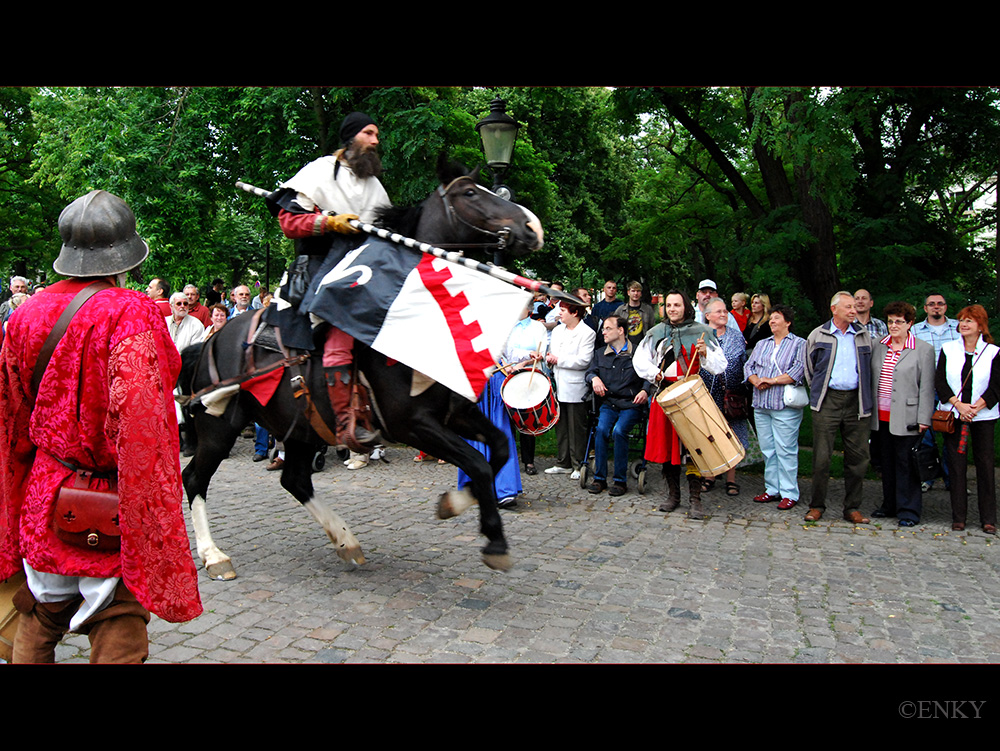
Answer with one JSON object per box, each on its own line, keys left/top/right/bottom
{"left": 0, "top": 279, "right": 202, "bottom": 623}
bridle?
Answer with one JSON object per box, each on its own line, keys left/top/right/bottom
{"left": 433, "top": 175, "right": 512, "bottom": 251}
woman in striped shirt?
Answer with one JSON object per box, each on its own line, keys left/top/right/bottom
{"left": 744, "top": 305, "right": 807, "bottom": 510}
{"left": 870, "top": 301, "right": 936, "bottom": 527}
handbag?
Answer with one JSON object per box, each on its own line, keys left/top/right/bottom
{"left": 932, "top": 346, "right": 986, "bottom": 434}
{"left": 53, "top": 470, "right": 120, "bottom": 551}
{"left": 723, "top": 388, "right": 749, "bottom": 420}
{"left": 932, "top": 409, "right": 955, "bottom": 434}
{"left": 783, "top": 383, "right": 809, "bottom": 409}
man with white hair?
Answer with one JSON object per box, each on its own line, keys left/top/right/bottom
{"left": 166, "top": 291, "right": 204, "bottom": 457}
{"left": 804, "top": 290, "right": 874, "bottom": 524}
{"left": 228, "top": 285, "right": 253, "bottom": 318}
{"left": 166, "top": 291, "right": 204, "bottom": 354}
{"left": 0, "top": 275, "right": 29, "bottom": 324}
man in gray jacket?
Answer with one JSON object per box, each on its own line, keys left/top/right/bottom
{"left": 804, "top": 291, "right": 874, "bottom": 524}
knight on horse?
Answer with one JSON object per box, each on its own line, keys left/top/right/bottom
{"left": 183, "top": 115, "right": 549, "bottom": 576}
{"left": 265, "top": 111, "right": 388, "bottom": 453}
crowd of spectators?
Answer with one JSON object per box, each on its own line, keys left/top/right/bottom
{"left": 3, "top": 270, "right": 992, "bottom": 534}
{"left": 443, "top": 279, "right": 996, "bottom": 535}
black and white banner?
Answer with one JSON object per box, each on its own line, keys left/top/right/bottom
{"left": 302, "top": 236, "right": 531, "bottom": 401}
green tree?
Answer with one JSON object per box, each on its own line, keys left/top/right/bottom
{"left": 0, "top": 87, "right": 64, "bottom": 286}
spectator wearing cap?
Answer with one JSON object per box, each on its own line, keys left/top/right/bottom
{"left": 694, "top": 278, "right": 743, "bottom": 338}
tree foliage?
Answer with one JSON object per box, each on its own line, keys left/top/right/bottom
{"left": 0, "top": 85, "right": 996, "bottom": 334}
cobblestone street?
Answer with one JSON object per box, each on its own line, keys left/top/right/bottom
{"left": 47, "top": 436, "right": 1000, "bottom": 665}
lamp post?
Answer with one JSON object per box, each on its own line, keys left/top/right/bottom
{"left": 475, "top": 97, "right": 521, "bottom": 266}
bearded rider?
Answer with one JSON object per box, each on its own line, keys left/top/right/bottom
{"left": 269, "top": 111, "right": 389, "bottom": 453}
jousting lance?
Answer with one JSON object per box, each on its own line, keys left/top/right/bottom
{"left": 234, "top": 180, "right": 584, "bottom": 306}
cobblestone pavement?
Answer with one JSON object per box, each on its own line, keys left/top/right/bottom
{"left": 52, "top": 437, "right": 1000, "bottom": 664}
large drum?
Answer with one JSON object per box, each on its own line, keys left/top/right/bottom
{"left": 501, "top": 368, "right": 560, "bottom": 436}
{"left": 655, "top": 375, "right": 745, "bottom": 476}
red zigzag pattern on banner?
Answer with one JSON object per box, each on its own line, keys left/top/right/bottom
{"left": 415, "top": 254, "right": 493, "bottom": 397}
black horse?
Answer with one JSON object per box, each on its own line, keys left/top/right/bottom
{"left": 181, "top": 160, "right": 543, "bottom": 579}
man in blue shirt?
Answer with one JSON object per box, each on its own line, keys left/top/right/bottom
{"left": 590, "top": 280, "right": 622, "bottom": 329}
{"left": 911, "top": 293, "right": 960, "bottom": 492}
{"left": 804, "top": 291, "right": 874, "bottom": 524}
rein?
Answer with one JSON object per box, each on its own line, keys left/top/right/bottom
{"left": 433, "top": 176, "right": 510, "bottom": 251}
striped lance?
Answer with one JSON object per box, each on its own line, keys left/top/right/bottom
{"left": 234, "top": 180, "right": 583, "bottom": 306}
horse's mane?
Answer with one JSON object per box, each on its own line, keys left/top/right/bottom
{"left": 373, "top": 202, "right": 423, "bottom": 237}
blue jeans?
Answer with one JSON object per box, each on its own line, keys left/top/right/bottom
{"left": 755, "top": 407, "right": 804, "bottom": 501}
{"left": 254, "top": 423, "right": 270, "bottom": 456}
{"left": 594, "top": 404, "right": 643, "bottom": 484}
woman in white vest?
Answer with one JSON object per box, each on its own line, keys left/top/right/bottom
{"left": 935, "top": 304, "right": 1000, "bottom": 534}
{"left": 544, "top": 302, "right": 596, "bottom": 479}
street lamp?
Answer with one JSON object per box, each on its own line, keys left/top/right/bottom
{"left": 475, "top": 97, "right": 520, "bottom": 203}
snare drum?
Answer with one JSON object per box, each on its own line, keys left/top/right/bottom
{"left": 655, "top": 375, "right": 745, "bottom": 476}
{"left": 501, "top": 368, "right": 560, "bottom": 436}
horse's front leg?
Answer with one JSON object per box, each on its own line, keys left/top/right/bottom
{"left": 190, "top": 494, "right": 237, "bottom": 581}
{"left": 281, "top": 440, "right": 365, "bottom": 565}
{"left": 183, "top": 414, "right": 239, "bottom": 580}
{"left": 412, "top": 421, "right": 511, "bottom": 571}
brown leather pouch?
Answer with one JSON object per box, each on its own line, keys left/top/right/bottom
{"left": 53, "top": 471, "right": 121, "bottom": 552}
{"left": 932, "top": 409, "right": 955, "bottom": 434}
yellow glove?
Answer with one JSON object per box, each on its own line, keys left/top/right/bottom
{"left": 326, "top": 213, "right": 361, "bottom": 234}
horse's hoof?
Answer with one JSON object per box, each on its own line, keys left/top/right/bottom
{"left": 482, "top": 552, "right": 512, "bottom": 572}
{"left": 338, "top": 545, "right": 366, "bottom": 565}
{"left": 206, "top": 560, "right": 237, "bottom": 580}
{"left": 437, "top": 493, "right": 456, "bottom": 519}
{"left": 437, "top": 488, "right": 475, "bottom": 520}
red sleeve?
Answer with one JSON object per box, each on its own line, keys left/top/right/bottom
{"left": 107, "top": 329, "right": 202, "bottom": 623}
{"left": 0, "top": 327, "right": 35, "bottom": 579}
{"left": 279, "top": 208, "right": 327, "bottom": 239}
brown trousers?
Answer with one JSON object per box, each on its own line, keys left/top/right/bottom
{"left": 12, "top": 579, "right": 150, "bottom": 664}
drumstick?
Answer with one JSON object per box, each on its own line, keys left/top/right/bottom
{"left": 527, "top": 341, "right": 543, "bottom": 387}
{"left": 685, "top": 334, "right": 705, "bottom": 378}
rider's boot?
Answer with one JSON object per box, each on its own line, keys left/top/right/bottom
{"left": 325, "top": 366, "right": 381, "bottom": 454}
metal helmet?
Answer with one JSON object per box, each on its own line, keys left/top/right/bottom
{"left": 53, "top": 190, "right": 149, "bottom": 277}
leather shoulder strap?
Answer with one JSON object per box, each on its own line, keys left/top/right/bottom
{"left": 30, "top": 280, "right": 112, "bottom": 398}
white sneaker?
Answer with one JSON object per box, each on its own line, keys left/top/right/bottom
{"left": 570, "top": 470, "right": 581, "bottom": 480}
{"left": 544, "top": 466, "right": 571, "bottom": 474}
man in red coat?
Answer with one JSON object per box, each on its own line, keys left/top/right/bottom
{"left": 0, "top": 190, "right": 202, "bottom": 663}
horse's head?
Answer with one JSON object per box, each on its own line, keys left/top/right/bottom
{"left": 419, "top": 156, "right": 543, "bottom": 259}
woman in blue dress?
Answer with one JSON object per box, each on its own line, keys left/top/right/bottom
{"left": 458, "top": 305, "right": 547, "bottom": 510}
{"left": 700, "top": 298, "right": 750, "bottom": 496}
